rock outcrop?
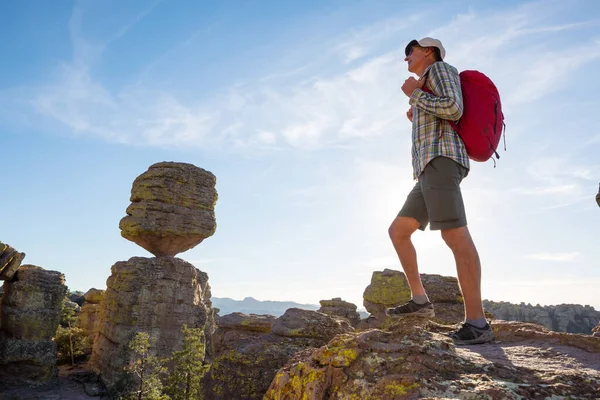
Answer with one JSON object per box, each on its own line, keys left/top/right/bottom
{"left": 318, "top": 298, "right": 361, "bottom": 327}
{"left": 596, "top": 182, "right": 600, "bottom": 207}
{"left": 89, "top": 257, "right": 214, "bottom": 388}
{"left": 119, "top": 162, "right": 217, "bottom": 256}
{"left": 265, "top": 319, "right": 600, "bottom": 399}
{"left": 593, "top": 321, "right": 600, "bottom": 337}
{"left": 0, "top": 242, "right": 26, "bottom": 281}
{"left": 90, "top": 161, "right": 218, "bottom": 391}
{"left": 205, "top": 309, "right": 353, "bottom": 400}
{"left": 359, "top": 269, "right": 464, "bottom": 329}
{"left": 483, "top": 300, "right": 600, "bottom": 334}
{"left": 0, "top": 265, "right": 67, "bottom": 389}
{"left": 76, "top": 288, "right": 105, "bottom": 341}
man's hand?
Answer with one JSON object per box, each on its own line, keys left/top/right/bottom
{"left": 401, "top": 77, "right": 424, "bottom": 97}
{"left": 406, "top": 107, "right": 413, "bottom": 122}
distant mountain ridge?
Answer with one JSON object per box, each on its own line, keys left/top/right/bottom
{"left": 211, "top": 296, "right": 320, "bottom": 317}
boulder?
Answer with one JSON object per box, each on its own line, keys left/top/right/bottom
{"left": 89, "top": 257, "right": 214, "bottom": 389}
{"left": 0, "top": 242, "right": 26, "bottom": 281}
{"left": 218, "top": 312, "right": 276, "bottom": 333}
{"left": 318, "top": 297, "right": 361, "bottom": 327}
{"left": 360, "top": 269, "right": 465, "bottom": 328}
{"left": 265, "top": 320, "right": 600, "bottom": 399}
{"left": 272, "top": 308, "right": 353, "bottom": 339}
{"left": 119, "top": 162, "right": 217, "bottom": 256}
{"left": 0, "top": 265, "right": 66, "bottom": 389}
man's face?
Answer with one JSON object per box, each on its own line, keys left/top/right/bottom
{"left": 404, "top": 45, "right": 427, "bottom": 74}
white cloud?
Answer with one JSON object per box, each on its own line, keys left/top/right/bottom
{"left": 525, "top": 252, "right": 581, "bottom": 262}
{"left": 12, "top": 1, "right": 600, "bottom": 156}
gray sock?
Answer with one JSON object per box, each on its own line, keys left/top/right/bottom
{"left": 412, "top": 294, "right": 430, "bottom": 305}
{"left": 466, "top": 318, "right": 487, "bottom": 329}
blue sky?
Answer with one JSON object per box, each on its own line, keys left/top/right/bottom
{"left": 1, "top": 0, "right": 599, "bottom": 310}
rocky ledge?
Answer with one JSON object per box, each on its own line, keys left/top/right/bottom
{"left": 265, "top": 319, "right": 600, "bottom": 399}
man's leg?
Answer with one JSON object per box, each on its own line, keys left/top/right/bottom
{"left": 389, "top": 216, "right": 426, "bottom": 298}
{"left": 422, "top": 156, "right": 493, "bottom": 344}
{"left": 385, "top": 183, "right": 434, "bottom": 318}
{"left": 441, "top": 226, "right": 485, "bottom": 320}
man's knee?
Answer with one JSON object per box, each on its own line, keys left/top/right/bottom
{"left": 441, "top": 226, "right": 471, "bottom": 249}
{"left": 389, "top": 216, "right": 420, "bottom": 241}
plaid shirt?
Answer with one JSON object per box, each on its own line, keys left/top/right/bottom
{"left": 408, "top": 61, "right": 469, "bottom": 180}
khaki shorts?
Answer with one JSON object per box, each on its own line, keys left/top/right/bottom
{"left": 398, "top": 156, "right": 468, "bottom": 231}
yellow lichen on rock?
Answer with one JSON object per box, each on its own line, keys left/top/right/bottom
{"left": 363, "top": 270, "right": 411, "bottom": 306}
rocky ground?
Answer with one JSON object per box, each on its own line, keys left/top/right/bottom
{"left": 265, "top": 319, "right": 600, "bottom": 399}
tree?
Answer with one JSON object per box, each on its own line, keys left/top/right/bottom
{"left": 163, "top": 325, "right": 210, "bottom": 400}
{"left": 59, "top": 298, "right": 79, "bottom": 366}
{"left": 126, "top": 331, "right": 168, "bottom": 400}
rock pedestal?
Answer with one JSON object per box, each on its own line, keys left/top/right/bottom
{"left": 0, "top": 265, "right": 66, "bottom": 388}
{"left": 89, "top": 257, "right": 214, "bottom": 387}
{"left": 92, "top": 161, "right": 219, "bottom": 390}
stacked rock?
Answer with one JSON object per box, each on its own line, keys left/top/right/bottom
{"left": 90, "top": 162, "right": 218, "bottom": 389}
{"left": 0, "top": 265, "right": 66, "bottom": 388}
{"left": 318, "top": 297, "right": 361, "bottom": 327}
{"left": 0, "top": 242, "right": 26, "bottom": 281}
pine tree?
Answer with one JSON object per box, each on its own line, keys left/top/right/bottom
{"left": 126, "top": 331, "right": 168, "bottom": 400}
{"left": 163, "top": 325, "right": 210, "bottom": 400}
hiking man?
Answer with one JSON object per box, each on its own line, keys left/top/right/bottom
{"left": 385, "top": 37, "right": 494, "bottom": 345}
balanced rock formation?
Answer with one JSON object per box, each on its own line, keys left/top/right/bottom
{"left": 89, "top": 257, "right": 214, "bottom": 388}
{"left": 265, "top": 319, "right": 600, "bottom": 399}
{"left": 483, "top": 300, "right": 600, "bottom": 334}
{"left": 318, "top": 298, "right": 361, "bottom": 327}
{"left": 0, "top": 241, "right": 26, "bottom": 281}
{"left": 359, "top": 269, "right": 464, "bottom": 328}
{"left": 119, "top": 162, "right": 217, "bottom": 256}
{"left": 0, "top": 265, "right": 66, "bottom": 388}
{"left": 205, "top": 309, "right": 353, "bottom": 400}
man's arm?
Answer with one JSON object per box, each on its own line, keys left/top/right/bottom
{"left": 409, "top": 62, "right": 463, "bottom": 121}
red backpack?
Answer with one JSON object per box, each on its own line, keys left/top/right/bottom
{"left": 424, "top": 70, "right": 505, "bottom": 163}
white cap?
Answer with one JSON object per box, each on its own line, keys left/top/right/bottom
{"left": 405, "top": 37, "right": 446, "bottom": 60}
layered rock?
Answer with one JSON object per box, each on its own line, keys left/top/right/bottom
{"left": 204, "top": 309, "right": 353, "bottom": 400}
{"left": 593, "top": 321, "right": 600, "bottom": 337}
{"left": 359, "top": 269, "right": 464, "bottom": 328}
{"left": 0, "top": 242, "right": 26, "bottom": 281}
{"left": 483, "top": 300, "right": 600, "bottom": 334}
{"left": 0, "top": 265, "right": 66, "bottom": 388}
{"left": 265, "top": 320, "right": 600, "bottom": 399}
{"left": 76, "top": 288, "right": 105, "bottom": 341}
{"left": 318, "top": 297, "right": 361, "bottom": 327}
{"left": 119, "top": 162, "right": 217, "bottom": 256}
{"left": 89, "top": 257, "right": 214, "bottom": 388}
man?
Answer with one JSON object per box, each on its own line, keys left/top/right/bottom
{"left": 384, "top": 37, "right": 494, "bottom": 345}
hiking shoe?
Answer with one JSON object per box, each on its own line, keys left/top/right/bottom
{"left": 448, "top": 322, "right": 494, "bottom": 345}
{"left": 385, "top": 300, "right": 435, "bottom": 318}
